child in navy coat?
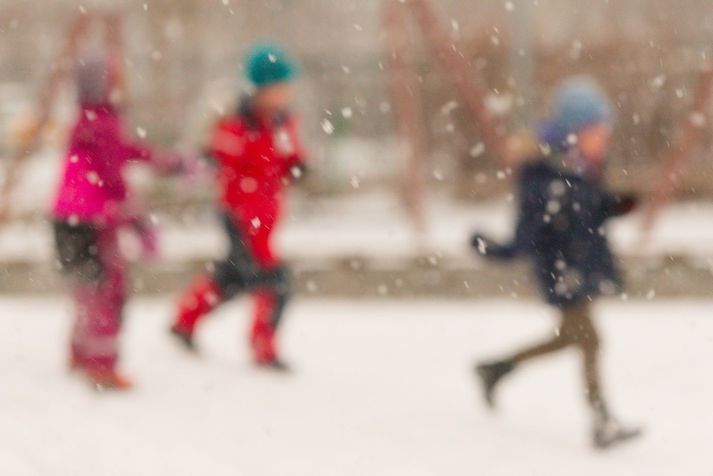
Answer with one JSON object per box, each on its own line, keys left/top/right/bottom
{"left": 472, "top": 77, "right": 640, "bottom": 449}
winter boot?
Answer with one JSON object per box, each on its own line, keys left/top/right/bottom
{"left": 170, "top": 324, "right": 197, "bottom": 353}
{"left": 255, "top": 356, "right": 291, "bottom": 372}
{"left": 84, "top": 367, "right": 133, "bottom": 391}
{"left": 251, "top": 329, "right": 290, "bottom": 372}
{"left": 591, "top": 407, "right": 642, "bottom": 449}
{"left": 250, "top": 294, "right": 290, "bottom": 372}
{"left": 475, "top": 360, "right": 515, "bottom": 409}
{"left": 173, "top": 275, "right": 222, "bottom": 334}
{"left": 68, "top": 349, "right": 84, "bottom": 371}
{"left": 252, "top": 340, "right": 291, "bottom": 372}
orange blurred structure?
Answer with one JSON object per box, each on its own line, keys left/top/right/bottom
{"left": 382, "top": 0, "right": 509, "bottom": 233}
{"left": 639, "top": 64, "right": 713, "bottom": 243}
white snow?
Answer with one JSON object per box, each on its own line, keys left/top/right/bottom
{"left": 4, "top": 190, "right": 713, "bottom": 265}
{"left": 1, "top": 296, "right": 711, "bottom": 475}
{"left": 4, "top": 149, "right": 713, "bottom": 264}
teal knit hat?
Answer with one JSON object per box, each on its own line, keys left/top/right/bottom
{"left": 244, "top": 43, "right": 299, "bottom": 88}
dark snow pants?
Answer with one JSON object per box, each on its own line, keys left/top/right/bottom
{"left": 509, "top": 302, "right": 604, "bottom": 410}
{"left": 174, "top": 213, "right": 290, "bottom": 361}
{"left": 55, "top": 221, "right": 126, "bottom": 370}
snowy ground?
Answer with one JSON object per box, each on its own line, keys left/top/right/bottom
{"left": 1, "top": 296, "right": 712, "bottom": 475}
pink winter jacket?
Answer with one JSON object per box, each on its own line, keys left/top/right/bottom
{"left": 52, "top": 105, "right": 152, "bottom": 225}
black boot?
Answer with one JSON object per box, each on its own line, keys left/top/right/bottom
{"left": 591, "top": 406, "right": 642, "bottom": 449}
{"left": 475, "top": 360, "right": 514, "bottom": 409}
{"left": 255, "top": 356, "right": 292, "bottom": 373}
{"left": 170, "top": 325, "right": 197, "bottom": 353}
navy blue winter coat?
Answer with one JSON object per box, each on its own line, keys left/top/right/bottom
{"left": 474, "top": 159, "right": 634, "bottom": 307}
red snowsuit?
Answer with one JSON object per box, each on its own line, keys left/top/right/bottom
{"left": 52, "top": 104, "right": 155, "bottom": 371}
{"left": 174, "top": 100, "right": 305, "bottom": 363}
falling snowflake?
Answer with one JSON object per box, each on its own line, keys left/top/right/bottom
{"left": 86, "top": 171, "right": 101, "bottom": 186}
{"left": 321, "top": 119, "right": 334, "bottom": 135}
{"left": 689, "top": 112, "right": 706, "bottom": 127}
{"left": 469, "top": 142, "right": 486, "bottom": 158}
{"left": 475, "top": 238, "right": 488, "bottom": 255}
{"left": 441, "top": 100, "right": 458, "bottom": 115}
{"left": 650, "top": 74, "right": 666, "bottom": 89}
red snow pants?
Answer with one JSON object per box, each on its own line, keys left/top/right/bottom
{"left": 174, "top": 212, "right": 290, "bottom": 362}
{"left": 59, "top": 224, "right": 127, "bottom": 370}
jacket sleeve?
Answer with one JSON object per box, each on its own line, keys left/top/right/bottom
{"left": 105, "top": 115, "right": 153, "bottom": 163}
{"left": 71, "top": 114, "right": 152, "bottom": 164}
{"left": 485, "top": 170, "right": 544, "bottom": 260}
{"left": 207, "top": 121, "right": 245, "bottom": 165}
{"left": 600, "top": 191, "right": 638, "bottom": 218}
{"left": 280, "top": 116, "right": 307, "bottom": 176}
{"left": 118, "top": 139, "right": 152, "bottom": 163}
{"left": 208, "top": 120, "right": 256, "bottom": 175}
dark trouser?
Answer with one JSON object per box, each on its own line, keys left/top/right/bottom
{"left": 212, "top": 213, "right": 290, "bottom": 329}
{"left": 174, "top": 213, "right": 290, "bottom": 361}
{"left": 54, "top": 221, "right": 126, "bottom": 370}
{"left": 509, "top": 302, "right": 605, "bottom": 412}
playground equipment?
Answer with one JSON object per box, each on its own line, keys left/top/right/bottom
{"left": 0, "top": 10, "right": 126, "bottom": 223}
{"left": 382, "top": 0, "right": 509, "bottom": 233}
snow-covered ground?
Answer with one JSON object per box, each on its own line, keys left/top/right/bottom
{"left": 1, "top": 296, "right": 711, "bottom": 475}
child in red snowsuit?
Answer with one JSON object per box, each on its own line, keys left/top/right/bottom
{"left": 53, "top": 55, "right": 182, "bottom": 390}
{"left": 171, "top": 44, "right": 305, "bottom": 369}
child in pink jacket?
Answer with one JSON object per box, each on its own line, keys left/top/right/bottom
{"left": 53, "top": 55, "right": 178, "bottom": 390}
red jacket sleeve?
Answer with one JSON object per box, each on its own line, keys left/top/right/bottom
{"left": 118, "top": 138, "right": 152, "bottom": 163}
{"left": 70, "top": 111, "right": 150, "bottom": 161}
{"left": 209, "top": 119, "right": 248, "bottom": 170}
{"left": 279, "top": 116, "right": 306, "bottom": 175}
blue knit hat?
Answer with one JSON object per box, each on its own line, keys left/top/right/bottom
{"left": 244, "top": 43, "right": 299, "bottom": 88}
{"left": 538, "top": 76, "right": 614, "bottom": 151}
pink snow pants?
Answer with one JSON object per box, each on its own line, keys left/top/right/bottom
{"left": 70, "top": 226, "right": 127, "bottom": 370}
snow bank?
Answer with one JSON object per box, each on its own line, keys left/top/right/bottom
{"left": 1, "top": 297, "right": 711, "bottom": 475}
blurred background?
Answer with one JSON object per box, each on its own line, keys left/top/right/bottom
{"left": 2, "top": 0, "right": 713, "bottom": 297}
